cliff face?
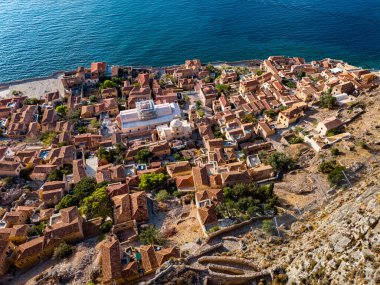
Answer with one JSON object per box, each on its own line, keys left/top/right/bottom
{"left": 282, "top": 178, "right": 379, "bottom": 284}
{"left": 234, "top": 166, "right": 380, "bottom": 285}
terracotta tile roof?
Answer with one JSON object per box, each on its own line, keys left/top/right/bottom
{"left": 221, "top": 170, "right": 251, "bottom": 185}
{"left": 166, "top": 161, "right": 191, "bottom": 177}
{"left": 175, "top": 175, "right": 194, "bottom": 189}
{"left": 197, "top": 205, "right": 218, "bottom": 225}
{"left": 196, "top": 188, "right": 223, "bottom": 204}
{"left": 106, "top": 183, "right": 129, "bottom": 198}
{"left": 140, "top": 245, "right": 159, "bottom": 272}
{"left": 73, "top": 159, "right": 86, "bottom": 184}
{"left": 101, "top": 237, "right": 122, "bottom": 282}
{"left": 155, "top": 247, "right": 179, "bottom": 265}
{"left": 192, "top": 166, "right": 210, "bottom": 190}
{"left": 0, "top": 161, "right": 21, "bottom": 172}
{"left": 112, "top": 191, "right": 148, "bottom": 224}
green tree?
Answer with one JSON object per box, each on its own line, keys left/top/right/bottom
{"left": 47, "top": 169, "right": 64, "bottom": 181}
{"left": 139, "top": 172, "right": 167, "bottom": 191}
{"left": 330, "top": 147, "right": 339, "bottom": 156}
{"left": 195, "top": 100, "right": 202, "bottom": 110}
{"left": 89, "top": 95, "right": 98, "bottom": 103}
{"left": 57, "top": 194, "right": 79, "bottom": 210}
{"left": 80, "top": 187, "right": 112, "bottom": 219}
{"left": 40, "top": 131, "right": 57, "bottom": 146}
{"left": 27, "top": 222, "right": 46, "bottom": 237}
{"left": 73, "top": 177, "right": 97, "bottom": 200}
{"left": 255, "top": 70, "right": 264, "bottom": 76}
{"left": 266, "top": 152, "right": 295, "bottom": 172}
{"left": 216, "top": 84, "right": 231, "bottom": 94}
{"left": 319, "top": 160, "right": 338, "bottom": 174}
{"left": 100, "top": 80, "right": 118, "bottom": 90}
{"left": 90, "top": 118, "right": 100, "bottom": 129}
{"left": 319, "top": 95, "right": 337, "bottom": 109}
{"left": 24, "top": 98, "right": 40, "bottom": 105}
{"left": 288, "top": 136, "right": 304, "bottom": 144}
{"left": 56, "top": 105, "right": 68, "bottom": 118}
{"left": 53, "top": 243, "right": 74, "bottom": 260}
{"left": 156, "top": 190, "right": 169, "bottom": 202}
{"left": 134, "top": 149, "right": 152, "bottom": 164}
{"left": 297, "top": 71, "right": 306, "bottom": 80}
{"left": 100, "top": 220, "right": 113, "bottom": 233}
{"left": 262, "top": 219, "right": 275, "bottom": 234}
{"left": 139, "top": 225, "right": 166, "bottom": 245}
{"left": 328, "top": 167, "right": 346, "bottom": 186}
{"left": 77, "top": 126, "right": 87, "bottom": 134}
{"left": 217, "top": 183, "right": 277, "bottom": 219}
{"left": 241, "top": 113, "right": 257, "bottom": 124}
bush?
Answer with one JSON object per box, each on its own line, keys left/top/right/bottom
{"left": 24, "top": 98, "right": 40, "bottom": 105}
{"left": 208, "top": 226, "right": 220, "bottom": 233}
{"left": 40, "top": 131, "right": 57, "bottom": 146}
{"left": 328, "top": 167, "right": 346, "bottom": 186}
{"left": 266, "top": 152, "right": 295, "bottom": 172}
{"left": 53, "top": 243, "right": 74, "bottom": 260}
{"left": 330, "top": 147, "right": 339, "bottom": 156}
{"left": 289, "top": 136, "right": 304, "bottom": 144}
{"left": 139, "top": 225, "right": 166, "bottom": 245}
{"left": 156, "top": 190, "right": 169, "bottom": 202}
{"left": 319, "top": 160, "right": 346, "bottom": 186}
{"left": 28, "top": 222, "right": 46, "bottom": 237}
{"left": 134, "top": 149, "right": 152, "bottom": 164}
{"left": 139, "top": 172, "right": 167, "bottom": 191}
{"left": 319, "top": 95, "right": 337, "bottom": 109}
{"left": 100, "top": 220, "right": 113, "bottom": 233}
{"left": 262, "top": 219, "right": 275, "bottom": 234}
{"left": 217, "top": 183, "right": 277, "bottom": 219}
{"left": 326, "top": 128, "right": 342, "bottom": 137}
{"left": 319, "top": 160, "right": 338, "bottom": 174}
{"left": 80, "top": 186, "right": 113, "bottom": 219}
{"left": 355, "top": 139, "right": 368, "bottom": 149}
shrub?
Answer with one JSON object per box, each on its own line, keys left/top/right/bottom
{"left": 262, "top": 219, "right": 275, "bottom": 234}
{"left": 330, "top": 147, "right": 339, "bottom": 156}
{"left": 40, "top": 131, "right": 57, "bottom": 146}
{"left": 156, "top": 190, "right": 169, "bottom": 202}
{"left": 328, "top": 166, "right": 346, "bottom": 186}
{"left": 319, "top": 95, "right": 337, "bottom": 109}
{"left": 289, "top": 136, "right": 304, "bottom": 144}
{"left": 80, "top": 186, "right": 113, "bottom": 219}
{"left": 100, "top": 220, "right": 113, "bottom": 233}
{"left": 134, "top": 149, "right": 152, "bottom": 164}
{"left": 266, "top": 152, "right": 295, "bottom": 172}
{"left": 208, "top": 226, "right": 220, "bottom": 233}
{"left": 355, "top": 139, "right": 368, "bottom": 149}
{"left": 217, "top": 183, "right": 277, "bottom": 219}
{"left": 53, "top": 243, "right": 74, "bottom": 260}
{"left": 139, "top": 225, "right": 166, "bottom": 245}
{"left": 24, "top": 98, "right": 40, "bottom": 105}
{"left": 139, "top": 172, "right": 167, "bottom": 191}
{"left": 326, "top": 128, "right": 342, "bottom": 137}
{"left": 319, "top": 160, "right": 338, "bottom": 174}
{"left": 28, "top": 222, "right": 46, "bottom": 237}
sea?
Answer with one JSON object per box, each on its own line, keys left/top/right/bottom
{"left": 0, "top": 0, "right": 379, "bottom": 83}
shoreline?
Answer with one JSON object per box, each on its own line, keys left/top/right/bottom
{"left": 0, "top": 58, "right": 378, "bottom": 91}
{"left": 0, "top": 59, "right": 262, "bottom": 87}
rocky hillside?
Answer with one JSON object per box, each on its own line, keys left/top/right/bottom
{"left": 231, "top": 163, "right": 380, "bottom": 284}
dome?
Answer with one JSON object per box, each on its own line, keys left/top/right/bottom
{"left": 170, "top": 119, "right": 182, "bottom": 128}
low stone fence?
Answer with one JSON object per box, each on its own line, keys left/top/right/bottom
{"left": 206, "top": 215, "right": 273, "bottom": 241}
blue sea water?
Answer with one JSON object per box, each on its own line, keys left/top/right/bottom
{"left": 0, "top": 0, "right": 379, "bottom": 83}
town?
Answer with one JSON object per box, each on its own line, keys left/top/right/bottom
{"left": 0, "top": 56, "right": 379, "bottom": 285}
